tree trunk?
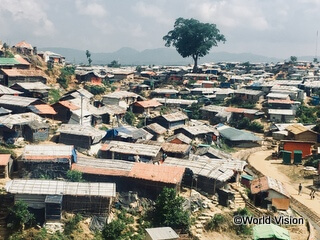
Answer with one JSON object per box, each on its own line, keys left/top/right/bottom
{"left": 192, "top": 54, "right": 198, "bottom": 73}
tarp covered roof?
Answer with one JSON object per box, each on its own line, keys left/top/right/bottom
{"left": 217, "top": 125, "right": 262, "bottom": 142}
{"left": 253, "top": 224, "right": 291, "bottom": 240}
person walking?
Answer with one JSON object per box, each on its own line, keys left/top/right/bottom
{"left": 298, "top": 183, "right": 302, "bottom": 195}
{"left": 311, "top": 189, "right": 316, "bottom": 200}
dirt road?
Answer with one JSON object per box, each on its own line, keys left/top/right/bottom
{"left": 248, "top": 150, "right": 320, "bottom": 216}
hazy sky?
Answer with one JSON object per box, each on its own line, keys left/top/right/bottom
{"left": 0, "top": 0, "right": 319, "bottom": 58}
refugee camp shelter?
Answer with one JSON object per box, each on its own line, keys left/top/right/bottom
{"left": 164, "top": 156, "right": 246, "bottom": 194}
{"left": 250, "top": 176, "right": 290, "bottom": 210}
{"left": 72, "top": 157, "right": 185, "bottom": 199}
{"left": 217, "top": 125, "right": 262, "bottom": 147}
{"left": 0, "top": 154, "right": 13, "bottom": 178}
{"left": 145, "top": 227, "right": 179, "bottom": 240}
{"left": 100, "top": 141, "right": 162, "bottom": 163}
{"left": 153, "top": 111, "right": 188, "bottom": 129}
{"left": 57, "top": 124, "right": 106, "bottom": 149}
{"left": 5, "top": 179, "right": 116, "bottom": 219}
{"left": 253, "top": 224, "right": 291, "bottom": 240}
{"left": 0, "top": 112, "right": 48, "bottom": 143}
{"left": 18, "top": 144, "right": 76, "bottom": 179}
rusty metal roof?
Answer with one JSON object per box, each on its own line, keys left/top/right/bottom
{"left": 72, "top": 157, "right": 185, "bottom": 184}
{"left": 28, "top": 104, "right": 57, "bottom": 115}
{"left": 14, "top": 41, "right": 33, "bottom": 49}
{"left": 250, "top": 176, "right": 290, "bottom": 198}
{"left": 56, "top": 101, "right": 80, "bottom": 110}
{"left": 0, "top": 154, "right": 11, "bottom": 166}
{"left": 1, "top": 69, "right": 46, "bottom": 78}
{"left": 133, "top": 99, "right": 162, "bottom": 108}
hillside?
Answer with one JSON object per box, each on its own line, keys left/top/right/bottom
{"left": 39, "top": 47, "right": 284, "bottom": 65}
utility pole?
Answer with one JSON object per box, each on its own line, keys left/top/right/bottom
{"left": 80, "top": 93, "right": 84, "bottom": 125}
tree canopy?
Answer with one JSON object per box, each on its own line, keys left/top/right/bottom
{"left": 152, "top": 187, "right": 190, "bottom": 232}
{"left": 163, "top": 18, "right": 226, "bottom": 72}
{"left": 86, "top": 50, "right": 92, "bottom": 66}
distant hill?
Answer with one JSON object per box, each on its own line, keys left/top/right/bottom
{"left": 39, "top": 47, "right": 286, "bottom": 65}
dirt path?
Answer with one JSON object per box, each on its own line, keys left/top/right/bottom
{"left": 248, "top": 150, "right": 320, "bottom": 216}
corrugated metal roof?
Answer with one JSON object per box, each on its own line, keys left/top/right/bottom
{"left": 0, "top": 107, "right": 11, "bottom": 115}
{"left": 235, "top": 89, "right": 263, "bottom": 95}
{"left": 153, "top": 98, "right": 197, "bottom": 106}
{"left": 28, "top": 104, "right": 57, "bottom": 115}
{"left": 167, "top": 133, "right": 192, "bottom": 144}
{"left": 268, "top": 109, "right": 295, "bottom": 115}
{"left": 14, "top": 55, "right": 31, "bottom": 65}
{"left": 0, "top": 85, "right": 22, "bottom": 95}
{"left": 0, "top": 112, "right": 43, "bottom": 129}
{"left": 250, "top": 176, "right": 290, "bottom": 198}
{"left": 138, "top": 140, "right": 190, "bottom": 154}
{"left": 164, "top": 156, "right": 246, "bottom": 182}
{"left": 134, "top": 99, "right": 162, "bottom": 108}
{"left": 285, "top": 124, "right": 308, "bottom": 135}
{"left": 0, "top": 95, "right": 41, "bottom": 107}
{"left": 1, "top": 69, "right": 46, "bottom": 78}
{"left": 101, "top": 141, "right": 161, "bottom": 157}
{"left": 145, "top": 123, "right": 167, "bottom": 135}
{"left": 72, "top": 157, "right": 185, "bottom": 184}
{"left": 57, "top": 124, "right": 106, "bottom": 139}
{"left": 6, "top": 179, "right": 116, "bottom": 197}
{"left": 14, "top": 41, "right": 33, "bottom": 49}
{"left": 267, "top": 93, "right": 289, "bottom": 99}
{"left": 129, "top": 162, "right": 185, "bottom": 184}
{"left": 56, "top": 101, "right": 80, "bottom": 110}
{"left": 13, "top": 82, "right": 50, "bottom": 90}
{"left": 161, "top": 111, "right": 188, "bottom": 122}
{"left": 0, "top": 154, "right": 11, "bottom": 166}
{"left": 152, "top": 88, "right": 179, "bottom": 94}
{"left": 179, "top": 124, "right": 218, "bottom": 137}
{"left": 23, "top": 144, "right": 74, "bottom": 160}
{"left": 145, "top": 227, "right": 179, "bottom": 240}
{"left": 103, "top": 91, "right": 138, "bottom": 99}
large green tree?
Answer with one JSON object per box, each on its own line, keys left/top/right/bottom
{"left": 152, "top": 187, "right": 190, "bottom": 232}
{"left": 163, "top": 18, "right": 226, "bottom": 72}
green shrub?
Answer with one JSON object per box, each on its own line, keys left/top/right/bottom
{"left": 48, "top": 89, "right": 61, "bottom": 104}
{"left": 206, "top": 213, "right": 225, "bottom": 231}
{"left": 84, "top": 84, "right": 106, "bottom": 95}
{"left": 64, "top": 214, "right": 83, "bottom": 236}
{"left": 7, "top": 201, "right": 35, "bottom": 231}
{"left": 233, "top": 208, "right": 252, "bottom": 235}
{"left": 66, "top": 170, "right": 83, "bottom": 182}
{"left": 124, "top": 111, "right": 136, "bottom": 126}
